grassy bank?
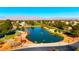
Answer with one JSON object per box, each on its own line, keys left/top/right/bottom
{"left": 43, "top": 26, "right": 64, "bottom": 39}
{"left": 0, "top": 32, "right": 20, "bottom": 42}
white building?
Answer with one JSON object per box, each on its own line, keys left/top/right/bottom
{"left": 19, "top": 22, "right": 25, "bottom": 26}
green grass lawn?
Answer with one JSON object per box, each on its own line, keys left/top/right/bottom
{"left": 0, "top": 31, "right": 20, "bottom": 42}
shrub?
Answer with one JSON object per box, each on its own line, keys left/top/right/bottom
{"left": 6, "top": 30, "right": 16, "bottom": 35}
{"left": 17, "top": 28, "right": 24, "bottom": 31}
{"left": 0, "top": 34, "right": 5, "bottom": 38}
{"left": 0, "top": 19, "right": 13, "bottom": 34}
{"left": 64, "top": 30, "right": 79, "bottom": 37}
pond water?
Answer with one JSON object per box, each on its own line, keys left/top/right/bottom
{"left": 26, "top": 27, "right": 63, "bottom": 43}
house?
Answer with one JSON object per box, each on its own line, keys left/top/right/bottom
{"left": 19, "top": 22, "right": 25, "bottom": 26}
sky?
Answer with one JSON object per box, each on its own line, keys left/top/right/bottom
{"left": 0, "top": 7, "right": 79, "bottom": 18}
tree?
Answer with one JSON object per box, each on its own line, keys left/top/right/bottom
{"left": 72, "top": 23, "right": 79, "bottom": 30}
{"left": 0, "top": 19, "right": 13, "bottom": 34}
{"left": 53, "top": 21, "right": 67, "bottom": 29}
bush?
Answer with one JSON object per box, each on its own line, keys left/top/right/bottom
{"left": 17, "top": 28, "right": 24, "bottom": 31}
{"left": 0, "top": 34, "right": 5, "bottom": 38}
{"left": 0, "top": 20, "right": 13, "bottom": 34}
{"left": 64, "top": 30, "right": 79, "bottom": 37}
{"left": 54, "top": 29, "right": 58, "bottom": 32}
{"left": 6, "top": 30, "right": 16, "bottom": 35}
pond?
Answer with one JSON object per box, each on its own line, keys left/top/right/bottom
{"left": 26, "top": 27, "right": 63, "bottom": 43}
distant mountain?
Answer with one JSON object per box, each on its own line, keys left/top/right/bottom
{"left": 0, "top": 16, "right": 79, "bottom": 20}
